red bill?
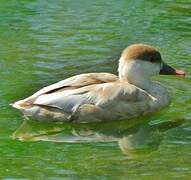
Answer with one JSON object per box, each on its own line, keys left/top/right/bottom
{"left": 160, "top": 62, "right": 185, "bottom": 77}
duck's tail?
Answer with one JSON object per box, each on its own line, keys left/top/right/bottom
{"left": 11, "top": 98, "right": 34, "bottom": 110}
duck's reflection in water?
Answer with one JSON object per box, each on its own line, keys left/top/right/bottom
{"left": 12, "top": 113, "right": 184, "bottom": 157}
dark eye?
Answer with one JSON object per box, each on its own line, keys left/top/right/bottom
{"left": 150, "top": 56, "right": 155, "bottom": 62}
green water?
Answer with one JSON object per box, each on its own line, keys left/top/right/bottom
{"left": 0, "top": 0, "right": 191, "bottom": 179}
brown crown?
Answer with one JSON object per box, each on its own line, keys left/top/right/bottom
{"left": 121, "top": 44, "right": 162, "bottom": 63}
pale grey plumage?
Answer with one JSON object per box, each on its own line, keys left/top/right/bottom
{"left": 12, "top": 44, "right": 175, "bottom": 122}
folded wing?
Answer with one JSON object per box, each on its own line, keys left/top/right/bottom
{"left": 33, "top": 81, "right": 151, "bottom": 121}
{"left": 12, "top": 73, "right": 118, "bottom": 109}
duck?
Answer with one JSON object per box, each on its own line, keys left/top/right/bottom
{"left": 12, "top": 44, "right": 185, "bottom": 122}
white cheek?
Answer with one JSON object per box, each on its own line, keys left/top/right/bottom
{"left": 126, "top": 60, "right": 160, "bottom": 76}
{"left": 118, "top": 59, "right": 160, "bottom": 80}
{"left": 143, "top": 62, "right": 160, "bottom": 76}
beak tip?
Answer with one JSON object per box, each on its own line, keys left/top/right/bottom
{"left": 175, "top": 70, "right": 185, "bottom": 77}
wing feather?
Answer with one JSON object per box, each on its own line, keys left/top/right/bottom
{"left": 32, "top": 72, "right": 117, "bottom": 98}
{"left": 13, "top": 73, "right": 117, "bottom": 109}
{"left": 33, "top": 82, "right": 150, "bottom": 116}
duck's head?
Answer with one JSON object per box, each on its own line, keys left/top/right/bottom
{"left": 118, "top": 44, "right": 185, "bottom": 88}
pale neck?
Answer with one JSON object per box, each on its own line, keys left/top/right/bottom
{"left": 120, "top": 77, "right": 170, "bottom": 110}
{"left": 119, "top": 75, "right": 152, "bottom": 91}
{"left": 119, "top": 71, "right": 170, "bottom": 109}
